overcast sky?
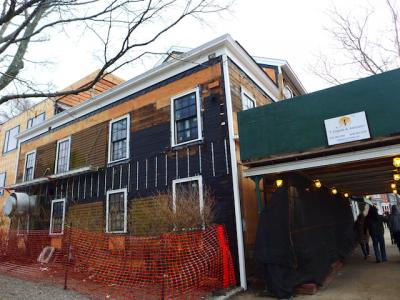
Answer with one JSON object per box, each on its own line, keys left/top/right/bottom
{"left": 6, "top": 0, "right": 396, "bottom": 100}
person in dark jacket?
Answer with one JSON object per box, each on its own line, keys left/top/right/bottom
{"left": 388, "top": 205, "right": 400, "bottom": 253}
{"left": 365, "top": 206, "right": 387, "bottom": 263}
{"left": 354, "top": 213, "right": 370, "bottom": 259}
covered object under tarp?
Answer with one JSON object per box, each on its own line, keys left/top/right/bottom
{"left": 254, "top": 174, "right": 354, "bottom": 298}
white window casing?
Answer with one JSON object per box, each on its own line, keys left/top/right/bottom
{"left": 0, "top": 172, "right": 6, "bottom": 196}
{"left": 241, "top": 87, "right": 256, "bottom": 111}
{"left": 170, "top": 87, "right": 203, "bottom": 147}
{"left": 172, "top": 175, "right": 204, "bottom": 213}
{"left": 55, "top": 136, "right": 71, "bottom": 174}
{"left": 106, "top": 188, "right": 128, "bottom": 233}
{"left": 3, "top": 125, "right": 20, "bottom": 153}
{"left": 49, "top": 198, "right": 66, "bottom": 235}
{"left": 23, "top": 150, "right": 36, "bottom": 182}
{"left": 108, "top": 114, "right": 130, "bottom": 164}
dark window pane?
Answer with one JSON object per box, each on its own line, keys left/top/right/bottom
{"left": 57, "top": 140, "right": 70, "bottom": 173}
{"left": 110, "top": 118, "right": 128, "bottom": 161}
{"left": 108, "top": 192, "right": 125, "bottom": 232}
{"left": 174, "top": 92, "right": 199, "bottom": 144}
{"left": 51, "top": 201, "right": 65, "bottom": 234}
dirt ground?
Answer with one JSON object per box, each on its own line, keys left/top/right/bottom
{"left": 233, "top": 230, "right": 400, "bottom": 300}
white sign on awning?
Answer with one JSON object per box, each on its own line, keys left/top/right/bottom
{"left": 324, "top": 111, "right": 371, "bottom": 146}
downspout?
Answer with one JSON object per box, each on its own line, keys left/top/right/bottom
{"left": 222, "top": 54, "right": 247, "bottom": 290}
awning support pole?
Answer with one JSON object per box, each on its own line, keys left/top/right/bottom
{"left": 251, "top": 175, "right": 263, "bottom": 214}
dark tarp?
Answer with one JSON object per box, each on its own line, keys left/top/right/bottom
{"left": 255, "top": 174, "right": 355, "bottom": 298}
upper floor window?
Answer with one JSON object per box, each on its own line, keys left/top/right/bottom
{"left": 50, "top": 199, "right": 66, "bottom": 235}
{"left": 0, "top": 172, "right": 6, "bottom": 196}
{"left": 241, "top": 87, "right": 256, "bottom": 111}
{"left": 3, "top": 125, "right": 20, "bottom": 153}
{"left": 106, "top": 188, "right": 127, "bottom": 233}
{"left": 55, "top": 137, "right": 71, "bottom": 174}
{"left": 24, "top": 150, "right": 36, "bottom": 181}
{"left": 108, "top": 114, "right": 130, "bottom": 163}
{"left": 27, "top": 112, "right": 45, "bottom": 129}
{"left": 171, "top": 88, "right": 202, "bottom": 147}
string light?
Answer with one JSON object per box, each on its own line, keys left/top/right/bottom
{"left": 314, "top": 180, "right": 322, "bottom": 188}
{"left": 331, "top": 188, "right": 338, "bottom": 195}
{"left": 394, "top": 174, "right": 400, "bottom": 181}
{"left": 391, "top": 183, "right": 397, "bottom": 189}
{"left": 393, "top": 157, "right": 400, "bottom": 168}
{"left": 393, "top": 189, "right": 398, "bottom": 195}
{"left": 344, "top": 193, "right": 349, "bottom": 198}
{"left": 276, "top": 179, "right": 283, "bottom": 188}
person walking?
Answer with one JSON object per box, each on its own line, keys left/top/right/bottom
{"left": 388, "top": 205, "right": 400, "bottom": 253}
{"left": 365, "top": 206, "right": 387, "bottom": 263}
{"left": 354, "top": 213, "right": 370, "bottom": 259}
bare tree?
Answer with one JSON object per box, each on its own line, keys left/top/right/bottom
{"left": 0, "top": 98, "right": 34, "bottom": 121}
{"left": 0, "top": 0, "right": 232, "bottom": 104}
{"left": 311, "top": 0, "right": 400, "bottom": 85}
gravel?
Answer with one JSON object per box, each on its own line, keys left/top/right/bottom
{"left": 0, "top": 274, "right": 89, "bottom": 300}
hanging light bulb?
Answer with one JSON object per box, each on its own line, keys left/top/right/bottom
{"left": 344, "top": 193, "right": 349, "bottom": 198}
{"left": 394, "top": 174, "right": 400, "bottom": 181}
{"left": 393, "top": 189, "right": 398, "bottom": 195}
{"left": 314, "top": 180, "right": 322, "bottom": 188}
{"left": 331, "top": 188, "right": 338, "bottom": 195}
{"left": 393, "top": 157, "right": 400, "bottom": 168}
{"left": 276, "top": 179, "right": 283, "bottom": 188}
{"left": 391, "top": 183, "right": 397, "bottom": 189}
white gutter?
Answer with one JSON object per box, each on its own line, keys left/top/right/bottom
{"left": 222, "top": 54, "right": 247, "bottom": 290}
{"left": 18, "top": 34, "right": 279, "bottom": 143}
{"left": 243, "top": 144, "right": 400, "bottom": 177}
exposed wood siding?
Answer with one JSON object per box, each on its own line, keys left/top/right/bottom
{"left": 70, "top": 121, "right": 108, "bottom": 169}
{"left": 35, "top": 142, "right": 57, "bottom": 178}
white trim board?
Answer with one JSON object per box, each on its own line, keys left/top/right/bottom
{"left": 243, "top": 144, "right": 400, "bottom": 177}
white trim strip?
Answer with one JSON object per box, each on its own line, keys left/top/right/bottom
{"left": 243, "top": 144, "right": 400, "bottom": 177}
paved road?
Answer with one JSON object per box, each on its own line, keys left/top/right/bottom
{"left": 233, "top": 230, "right": 400, "bottom": 300}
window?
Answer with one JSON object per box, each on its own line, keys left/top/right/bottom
{"left": 27, "top": 112, "right": 45, "bottom": 129}
{"left": 241, "top": 88, "right": 256, "bottom": 111}
{"left": 171, "top": 88, "right": 202, "bottom": 147}
{"left": 50, "top": 199, "right": 66, "bottom": 235}
{"left": 106, "top": 188, "right": 127, "bottom": 233}
{"left": 55, "top": 137, "right": 71, "bottom": 174}
{"left": 24, "top": 150, "right": 36, "bottom": 181}
{"left": 108, "top": 115, "right": 130, "bottom": 163}
{"left": 172, "top": 176, "right": 203, "bottom": 212}
{"left": 0, "top": 172, "right": 5, "bottom": 196}
{"left": 3, "top": 125, "right": 20, "bottom": 153}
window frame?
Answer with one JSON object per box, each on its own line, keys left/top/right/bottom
{"left": 27, "top": 112, "right": 46, "bottom": 129}
{"left": 55, "top": 136, "right": 71, "bottom": 174}
{"left": 23, "top": 150, "right": 36, "bottom": 182}
{"left": 241, "top": 87, "right": 256, "bottom": 111}
{"left": 49, "top": 198, "right": 66, "bottom": 236}
{"left": 106, "top": 188, "right": 128, "bottom": 234}
{"left": 170, "top": 87, "right": 203, "bottom": 148}
{"left": 0, "top": 172, "right": 6, "bottom": 196}
{"left": 108, "top": 114, "right": 130, "bottom": 164}
{"left": 172, "top": 175, "right": 204, "bottom": 213}
{"left": 3, "top": 125, "right": 20, "bottom": 153}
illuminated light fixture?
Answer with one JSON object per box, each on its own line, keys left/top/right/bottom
{"left": 276, "top": 179, "right": 283, "bottom": 188}
{"left": 344, "top": 193, "right": 349, "bottom": 198}
{"left": 331, "top": 188, "right": 338, "bottom": 195}
{"left": 393, "top": 157, "right": 400, "bottom": 168}
{"left": 391, "top": 183, "right": 397, "bottom": 189}
{"left": 314, "top": 180, "right": 322, "bottom": 188}
{"left": 394, "top": 174, "right": 400, "bottom": 181}
{"left": 393, "top": 189, "right": 398, "bottom": 195}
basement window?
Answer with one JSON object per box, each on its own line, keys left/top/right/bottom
{"left": 55, "top": 137, "right": 71, "bottom": 174}
{"left": 241, "top": 87, "right": 256, "bottom": 111}
{"left": 106, "top": 188, "right": 127, "bottom": 233}
{"left": 3, "top": 125, "right": 20, "bottom": 153}
{"left": 24, "top": 150, "right": 36, "bottom": 181}
{"left": 108, "top": 114, "right": 130, "bottom": 163}
{"left": 0, "top": 172, "right": 5, "bottom": 196}
{"left": 171, "top": 88, "right": 202, "bottom": 147}
{"left": 50, "top": 199, "right": 66, "bottom": 235}
{"left": 172, "top": 176, "right": 204, "bottom": 213}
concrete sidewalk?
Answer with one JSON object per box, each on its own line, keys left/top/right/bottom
{"left": 233, "top": 230, "right": 400, "bottom": 300}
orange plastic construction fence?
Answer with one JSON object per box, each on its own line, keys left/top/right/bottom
{"left": 0, "top": 225, "right": 236, "bottom": 299}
